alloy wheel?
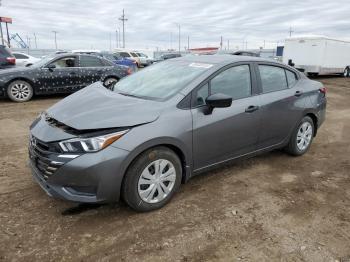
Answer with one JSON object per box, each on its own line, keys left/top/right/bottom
{"left": 296, "top": 122, "right": 313, "bottom": 151}
{"left": 10, "top": 82, "right": 32, "bottom": 101}
{"left": 137, "top": 159, "right": 176, "bottom": 204}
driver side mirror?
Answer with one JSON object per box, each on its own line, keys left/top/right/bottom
{"left": 204, "top": 93, "right": 232, "bottom": 114}
{"left": 47, "top": 64, "right": 56, "bottom": 71}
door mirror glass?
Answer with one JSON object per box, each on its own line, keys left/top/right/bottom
{"left": 206, "top": 93, "right": 232, "bottom": 108}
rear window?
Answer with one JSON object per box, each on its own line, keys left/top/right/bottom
{"left": 286, "top": 70, "right": 298, "bottom": 87}
{"left": 259, "top": 65, "right": 288, "bottom": 93}
{"left": 80, "top": 55, "right": 104, "bottom": 67}
{"left": 13, "top": 53, "right": 28, "bottom": 59}
{"left": 118, "top": 52, "right": 130, "bottom": 58}
{"left": 0, "top": 46, "right": 12, "bottom": 56}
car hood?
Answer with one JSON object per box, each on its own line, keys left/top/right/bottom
{"left": 46, "top": 82, "right": 162, "bottom": 130}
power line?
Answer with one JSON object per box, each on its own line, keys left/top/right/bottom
{"left": 118, "top": 9, "right": 128, "bottom": 48}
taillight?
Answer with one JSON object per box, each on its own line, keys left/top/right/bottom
{"left": 127, "top": 68, "right": 132, "bottom": 75}
{"left": 6, "top": 57, "right": 16, "bottom": 65}
{"left": 319, "top": 87, "right": 327, "bottom": 94}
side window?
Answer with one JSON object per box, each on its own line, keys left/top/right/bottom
{"left": 80, "top": 56, "right": 104, "bottom": 67}
{"left": 130, "top": 52, "right": 138, "bottom": 57}
{"left": 259, "top": 65, "right": 288, "bottom": 93}
{"left": 119, "top": 52, "right": 131, "bottom": 58}
{"left": 286, "top": 70, "right": 298, "bottom": 87}
{"left": 194, "top": 83, "right": 209, "bottom": 106}
{"left": 49, "top": 57, "right": 76, "bottom": 68}
{"left": 14, "top": 53, "right": 28, "bottom": 59}
{"left": 210, "top": 65, "right": 251, "bottom": 100}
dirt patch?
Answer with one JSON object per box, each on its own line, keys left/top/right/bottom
{"left": 0, "top": 79, "right": 350, "bottom": 261}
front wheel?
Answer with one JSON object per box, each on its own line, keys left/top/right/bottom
{"left": 285, "top": 116, "right": 315, "bottom": 156}
{"left": 122, "top": 147, "right": 182, "bottom": 212}
{"left": 344, "top": 67, "right": 350, "bottom": 77}
{"left": 7, "top": 80, "right": 33, "bottom": 102}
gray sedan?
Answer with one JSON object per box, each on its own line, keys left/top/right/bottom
{"left": 28, "top": 55, "right": 326, "bottom": 212}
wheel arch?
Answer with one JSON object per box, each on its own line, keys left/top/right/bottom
{"left": 304, "top": 112, "right": 318, "bottom": 136}
{"left": 102, "top": 75, "right": 120, "bottom": 82}
{"left": 119, "top": 139, "right": 192, "bottom": 198}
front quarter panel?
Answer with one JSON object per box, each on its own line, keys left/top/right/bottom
{"left": 111, "top": 105, "right": 193, "bottom": 179}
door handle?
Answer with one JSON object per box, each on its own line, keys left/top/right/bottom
{"left": 294, "top": 90, "right": 303, "bottom": 97}
{"left": 245, "top": 105, "right": 259, "bottom": 113}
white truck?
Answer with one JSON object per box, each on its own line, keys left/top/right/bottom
{"left": 283, "top": 36, "right": 350, "bottom": 77}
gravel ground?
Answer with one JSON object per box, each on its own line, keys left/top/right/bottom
{"left": 0, "top": 77, "right": 349, "bottom": 262}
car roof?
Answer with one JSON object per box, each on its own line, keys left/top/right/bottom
{"left": 174, "top": 54, "right": 274, "bottom": 64}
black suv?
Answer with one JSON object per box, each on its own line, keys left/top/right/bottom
{"left": 0, "top": 45, "right": 16, "bottom": 69}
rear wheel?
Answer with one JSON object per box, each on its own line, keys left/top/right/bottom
{"left": 103, "top": 77, "right": 118, "bottom": 89}
{"left": 344, "top": 67, "right": 350, "bottom": 77}
{"left": 122, "top": 147, "right": 182, "bottom": 212}
{"left": 7, "top": 80, "right": 33, "bottom": 102}
{"left": 285, "top": 116, "right": 315, "bottom": 156}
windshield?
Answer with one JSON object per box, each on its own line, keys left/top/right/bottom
{"left": 30, "top": 55, "right": 56, "bottom": 68}
{"left": 113, "top": 60, "right": 212, "bottom": 100}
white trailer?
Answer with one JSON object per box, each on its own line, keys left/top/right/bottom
{"left": 283, "top": 36, "right": 350, "bottom": 77}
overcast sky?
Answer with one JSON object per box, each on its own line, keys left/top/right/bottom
{"left": 1, "top": 0, "right": 349, "bottom": 51}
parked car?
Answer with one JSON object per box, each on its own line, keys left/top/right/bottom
{"left": 114, "top": 50, "right": 141, "bottom": 67}
{"left": 12, "top": 52, "right": 41, "bottom": 67}
{"left": 134, "top": 52, "right": 152, "bottom": 66}
{"left": 28, "top": 55, "right": 326, "bottom": 212}
{"left": 71, "top": 50, "right": 137, "bottom": 72}
{"left": 0, "top": 45, "right": 16, "bottom": 69}
{"left": 0, "top": 53, "right": 130, "bottom": 102}
{"left": 101, "top": 52, "right": 137, "bottom": 72}
{"left": 154, "top": 53, "right": 181, "bottom": 62}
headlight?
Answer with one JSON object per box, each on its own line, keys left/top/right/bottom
{"left": 59, "top": 130, "right": 129, "bottom": 153}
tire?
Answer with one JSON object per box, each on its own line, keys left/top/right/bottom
{"left": 7, "top": 80, "right": 33, "bottom": 102}
{"left": 344, "top": 67, "right": 350, "bottom": 78}
{"left": 103, "top": 77, "right": 118, "bottom": 89}
{"left": 122, "top": 147, "right": 182, "bottom": 212}
{"left": 285, "top": 116, "right": 315, "bottom": 156}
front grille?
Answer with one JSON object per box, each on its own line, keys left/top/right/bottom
{"left": 29, "top": 135, "right": 64, "bottom": 180}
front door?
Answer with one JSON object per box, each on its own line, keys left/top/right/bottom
{"left": 38, "top": 56, "right": 81, "bottom": 93}
{"left": 191, "top": 64, "right": 261, "bottom": 170}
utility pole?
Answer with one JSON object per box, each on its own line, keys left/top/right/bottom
{"left": 109, "top": 32, "right": 112, "bottom": 51}
{"left": 119, "top": 9, "right": 128, "bottom": 48}
{"left": 52, "top": 31, "right": 58, "bottom": 49}
{"left": 227, "top": 39, "right": 230, "bottom": 50}
{"left": 220, "top": 36, "right": 223, "bottom": 50}
{"left": 33, "top": 33, "right": 37, "bottom": 49}
{"left": 176, "top": 23, "right": 181, "bottom": 53}
{"left": 187, "top": 35, "right": 190, "bottom": 51}
{"left": 289, "top": 26, "right": 294, "bottom": 37}
{"left": 115, "top": 29, "right": 118, "bottom": 48}
{"left": 0, "top": 23, "right": 4, "bottom": 45}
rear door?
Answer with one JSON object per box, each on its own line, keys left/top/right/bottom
{"left": 78, "top": 55, "right": 110, "bottom": 85}
{"left": 255, "top": 63, "right": 305, "bottom": 148}
{"left": 191, "top": 63, "right": 261, "bottom": 170}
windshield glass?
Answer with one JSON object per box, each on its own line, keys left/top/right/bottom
{"left": 113, "top": 60, "right": 212, "bottom": 100}
{"left": 30, "top": 55, "right": 56, "bottom": 67}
